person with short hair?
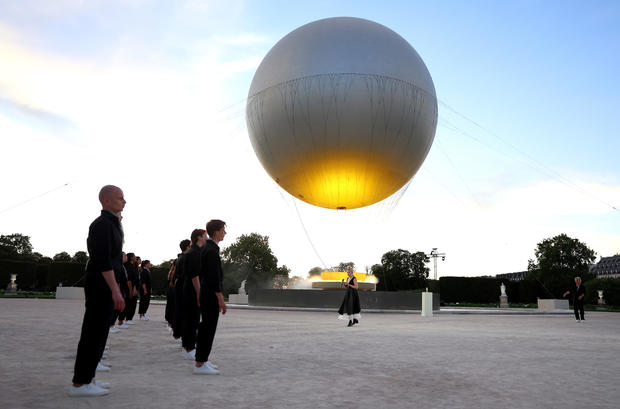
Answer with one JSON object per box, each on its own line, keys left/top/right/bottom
{"left": 194, "top": 219, "right": 227, "bottom": 375}
{"left": 563, "top": 277, "right": 586, "bottom": 322}
{"left": 138, "top": 260, "right": 152, "bottom": 320}
{"left": 181, "top": 229, "right": 207, "bottom": 360}
{"left": 69, "top": 185, "right": 126, "bottom": 397}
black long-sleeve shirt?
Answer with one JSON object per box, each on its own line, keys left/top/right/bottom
{"left": 200, "top": 239, "right": 223, "bottom": 293}
{"left": 569, "top": 284, "right": 586, "bottom": 303}
{"left": 85, "top": 210, "right": 123, "bottom": 276}
{"left": 175, "top": 253, "right": 187, "bottom": 284}
{"left": 185, "top": 245, "right": 202, "bottom": 280}
{"left": 141, "top": 268, "right": 152, "bottom": 292}
{"left": 125, "top": 262, "right": 139, "bottom": 290}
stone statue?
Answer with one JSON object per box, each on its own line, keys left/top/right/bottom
{"left": 500, "top": 283, "right": 506, "bottom": 297}
{"left": 238, "top": 280, "right": 247, "bottom": 295}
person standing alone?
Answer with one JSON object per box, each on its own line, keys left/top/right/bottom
{"left": 69, "top": 185, "right": 126, "bottom": 397}
{"left": 563, "top": 277, "right": 586, "bottom": 322}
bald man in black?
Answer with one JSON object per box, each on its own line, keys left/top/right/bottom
{"left": 69, "top": 185, "right": 126, "bottom": 397}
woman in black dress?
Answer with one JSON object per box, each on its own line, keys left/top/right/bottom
{"left": 338, "top": 268, "right": 361, "bottom": 327}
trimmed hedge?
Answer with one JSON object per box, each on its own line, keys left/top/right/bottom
{"left": 1, "top": 259, "right": 174, "bottom": 295}
{"left": 583, "top": 278, "right": 620, "bottom": 307}
{"left": 438, "top": 276, "right": 544, "bottom": 304}
{"left": 1, "top": 259, "right": 85, "bottom": 291}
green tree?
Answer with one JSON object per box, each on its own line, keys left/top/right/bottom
{"left": 370, "top": 263, "right": 387, "bottom": 290}
{"left": 0, "top": 233, "right": 34, "bottom": 259}
{"left": 307, "top": 266, "right": 323, "bottom": 278}
{"left": 72, "top": 251, "right": 88, "bottom": 264}
{"left": 53, "top": 252, "right": 72, "bottom": 262}
{"left": 379, "top": 249, "right": 430, "bottom": 291}
{"left": 527, "top": 234, "right": 596, "bottom": 298}
{"left": 336, "top": 261, "right": 355, "bottom": 271}
{"left": 221, "top": 233, "right": 279, "bottom": 294}
{"left": 156, "top": 259, "right": 176, "bottom": 269}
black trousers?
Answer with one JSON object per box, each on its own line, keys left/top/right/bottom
{"left": 172, "top": 280, "right": 185, "bottom": 338}
{"left": 139, "top": 290, "right": 151, "bottom": 314}
{"left": 110, "top": 309, "right": 120, "bottom": 326}
{"left": 182, "top": 280, "right": 200, "bottom": 351}
{"left": 195, "top": 290, "right": 219, "bottom": 363}
{"left": 72, "top": 272, "right": 113, "bottom": 385}
{"left": 125, "top": 295, "right": 138, "bottom": 320}
{"left": 165, "top": 286, "right": 175, "bottom": 325}
{"left": 574, "top": 300, "right": 585, "bottom": 320}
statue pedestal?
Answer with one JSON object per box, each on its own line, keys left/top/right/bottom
{"left": 421, "top": 292, "right": 433, "bottom": 317}
{"left": 499, "top": 295, "right": 509, "bottom": 308}
{"left": 5, "top": 283, "right": 17, "bottom": 294}
{"left": 55, "top": 286, "right": 85, "bottom": 300}
{"left": 229, "top": 294, "right": 248, "bottom": 305}
{"left": 537, "top": 299, "right": 569, "bottom": 311}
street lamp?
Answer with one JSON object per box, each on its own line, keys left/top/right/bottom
{"left": 427, "top": 248, "right": 446, "bottom": 281}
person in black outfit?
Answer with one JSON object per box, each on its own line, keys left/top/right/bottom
{"left": 181, "top": 229, "right": 207, "bottom": 359}
{"left": 173, "top": 239, "right": 191, "bottom": 341}
{"left": 338, "top": 267, "right": 361, "bottom": 327}
{"left": 563, "top": 276, "right": 586, "bottom": 322}
{"left": 194, "top": 219, "right": 227, "bottom": 375}
{"left": 138, "top": 260, "right": 152, "bottom": 320}
{"left": 124, "top": 253, "right": 139, "bottom": 324}
{"left": 165, "top": 258, "right": 177, "bottom": 331}
{"left": 69, "top": 185, "right": 126, "bottom": 397}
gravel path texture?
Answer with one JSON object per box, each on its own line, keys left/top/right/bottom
{"left": 0, "top": 298, "right": 618, "bottom": 409}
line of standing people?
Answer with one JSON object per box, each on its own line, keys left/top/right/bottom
{"left": 165, "top": 221, "right": 228, "bottom": 375}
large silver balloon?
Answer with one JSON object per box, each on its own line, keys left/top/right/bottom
{"left": 246, "top": 17, "right": 437, "bottom": 210}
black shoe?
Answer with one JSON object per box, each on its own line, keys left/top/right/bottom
{"left": 353, "top": 319, "right": 359, "bottom": 325}
{"left": 347, "top": 320, "right": 353, "bottom": 327}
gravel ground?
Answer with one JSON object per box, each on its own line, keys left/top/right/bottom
{"left": 0, "top": 298, "right": 618, "bottom": 409}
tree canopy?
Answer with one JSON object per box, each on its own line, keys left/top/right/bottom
{"left": 375, "top": 249, "right": 429, "bottom": 291}
{"left": 72, "top": 251, "right": 88, "bottom": 264}
{"left": 527, "top": 233, "right": 596, "bottom": 297}
{"left": 221, "top": 233, "right": 280, "bottom": 294}
{"left": 53, "top": 252, "right": 72, "bottom": 262}
{"left": 307, "top": 266, "right": 323, "bottom": 278}
{"left": 0, "top": 233, "right": 33, "bottom": 259}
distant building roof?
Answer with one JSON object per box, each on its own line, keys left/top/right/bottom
{"left": 590, "top": 255, "right": 620, "bottom": 278}
{"left": 495, "top": 271, "right": 528, "bottom": 281}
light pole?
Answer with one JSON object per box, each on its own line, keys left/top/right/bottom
{"left": 428, "top": 248, "right": 446, "bottom": 281}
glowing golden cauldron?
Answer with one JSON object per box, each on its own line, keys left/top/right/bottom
{"left": 310, "top": 271, "right": 377, "bottom": 291}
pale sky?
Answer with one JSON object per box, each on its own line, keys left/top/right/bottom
{"left": 1, "top": 0, "right": 619, "bottom": 278}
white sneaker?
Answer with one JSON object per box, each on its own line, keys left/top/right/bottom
{"left": 207, "top": 361, "right": 218, "bottom": 370}
{"left": 193, "top": 364, "right": 220, "bottom": 375}
{"left": 126, "top": 320, "right": 136, "bottom": 325}
{"left": 167, "top": 327, "right": 173, "bottom": 332}
{"left": 181, "top": 349, "right": 196, "bottom": 360}
{"left": 68, "top": 383, "right": 109, "bottom": 397}
{"left": 104, "top": 345, "right": 109, "bottom": 350}
{"left": 109, "top": 327, "right": 120, "bottom": 333}
{"left": 118, "top": 324, "right": 130, "bottom": 329}
{"left": 96, "top": 362, "right": 110, "bottom": 372}
{"left": 173, "top": 337, "right": 182, "bottom": 344}
{"left": 139, "top": 316, "right": 150, "bottom": 321}
{"left": 93, "top": 379, "right": 110, "bottom": 389}
{"left": 576, "top": 319, "right": 581, "bottom": 323}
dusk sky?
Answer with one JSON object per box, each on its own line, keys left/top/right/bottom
{"left": 1, "top": 1, "right": 619, "bottom": 278}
